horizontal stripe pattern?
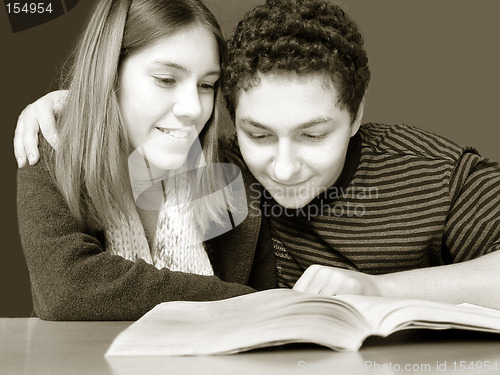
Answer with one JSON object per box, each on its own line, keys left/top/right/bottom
{"left": 270, "top": 124, "right": 500, "bottom": 287}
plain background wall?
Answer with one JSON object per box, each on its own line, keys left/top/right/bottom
{"left": 1, "top": 0, "right": 499, "bottom": 317}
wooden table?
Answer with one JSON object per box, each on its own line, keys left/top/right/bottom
{"left": 2, "top": 318, "right": 500, "bottom": 375}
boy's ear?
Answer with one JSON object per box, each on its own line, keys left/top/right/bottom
{"left": 350, "top": 96, "right": 365, "bottom": 137}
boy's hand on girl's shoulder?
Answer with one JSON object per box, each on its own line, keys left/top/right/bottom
{"left": 14, "top": 90, "right": 66, "bottom": 168}
{"left": 293, "top": 264, "right": 382, "bottom": 297}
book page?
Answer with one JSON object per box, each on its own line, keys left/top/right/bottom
{"left": 106, "top": 290, "right": 500, "bottom": 356}
{"left": 334, "top": 294, "right": 500, "bottom": 337}
{"left": 106, "top": 289, "right": 372, "bottom": 355}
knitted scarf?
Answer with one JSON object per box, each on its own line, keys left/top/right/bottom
{"left": 104, "top": 174, "right": 214, "bottom": 276}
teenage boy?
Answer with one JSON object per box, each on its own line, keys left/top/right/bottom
{"left": 216, "top": 0, "right": 500, "bottom": 307}
{"left": 14, "top": 0, "right": 500, "bottom": 308}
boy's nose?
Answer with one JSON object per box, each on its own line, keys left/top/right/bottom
{"left": 272, "top": 142, "right": 301, "bottom": 183}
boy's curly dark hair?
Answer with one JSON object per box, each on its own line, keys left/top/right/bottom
{"left": 222, "top": 0, "right": 370, "bottom": 122}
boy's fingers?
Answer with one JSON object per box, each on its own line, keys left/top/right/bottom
{"left": 13, "top": 90, "right": 66, "bottom": 168}
{"left": 34, "top": 101, "right": 58, "bottom": 148}
{"left": 23, "top": 124, "right": 41, "bottom": 166}
{"left": 14, "top": 105, "right": 39, "bottom": 168}
{"left": 14, "top": 129, "right": 27, "bottom": 168}
{"left": 303, "top": 267, "right": 330, "bottom": 295}
{"left": 22, "top": 103, "right": 41, "bottom": 165}
{"left": 293, "top": 264, "right": 320, "bottom": 292}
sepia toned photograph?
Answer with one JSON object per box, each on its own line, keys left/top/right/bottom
{"left": 1, "top": 1, "right": 500, "bottom": 374}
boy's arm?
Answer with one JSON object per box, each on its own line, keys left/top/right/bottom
{"left": 376, "top": 250, "right": 500, "bottom": 307}
{"left": 294, "top": 251, "right": 500, "bottom": 308}
{"left": 295, "top": 153, "right": 500, "bottom": 308}
{"left": 14, "top": 90, "right": 65, "bottom": 168}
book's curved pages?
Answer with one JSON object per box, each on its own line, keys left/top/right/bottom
{"left": 105, "top": 289, "right": 500, "bottom": 356}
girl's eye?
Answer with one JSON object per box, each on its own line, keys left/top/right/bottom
{"left": 154, "top": 77, "right": 176, "bottom": 87}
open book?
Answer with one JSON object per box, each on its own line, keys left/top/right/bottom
{"left": 105, "top": 289, "right": 500, "bottom": 356}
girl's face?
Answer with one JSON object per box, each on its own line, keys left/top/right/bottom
{"left": 117, "top": 23, "right": 220, "bottom": 171}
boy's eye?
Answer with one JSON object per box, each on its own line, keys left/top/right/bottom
{"left": 198, "top": 82, "right": 216, "bottom": 91}
{"left": 302, "top": 133, "right": 328, "bottom": 140}
{"left": 248, "top": 132, "right": 272, "bottom": 141}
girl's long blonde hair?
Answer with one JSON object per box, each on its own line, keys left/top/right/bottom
{"left": 50, "top": 0, "right": 229, "bottom": 233}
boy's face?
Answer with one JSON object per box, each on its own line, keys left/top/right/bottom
{"left": 235, "top": 72, "right": 362, "bottom": 209}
